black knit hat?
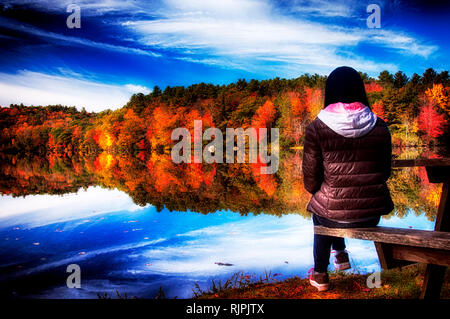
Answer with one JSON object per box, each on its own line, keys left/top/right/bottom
{"left": 324, "top": 66, "right": 369, "bottom": 108}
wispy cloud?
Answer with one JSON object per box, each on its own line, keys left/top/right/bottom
{"left": 0, "top": 0, "right": 440, "bottom": 78}
{"left": 369, "top": 29, "right": 438, "bottom": 58}
{"left": 0, "top": 16, "right": 160, "bottom": 57}
{"left": 121, "top": 0, "right": 436, "bottom": 74}
{"left": 124, "top": 84, "right": 151, "bottom": 95}
{"left": 1, "top": 0, "right": 146, "bottom": 16}
{"left": 287, "top": 0, "right": 357, "bottom": 18}
{"left": 0, "top": 70, "right": 151, "bottom": 111}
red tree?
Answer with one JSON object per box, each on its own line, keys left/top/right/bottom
{"left": 371, "top": 100, "right": 387, "bottom": 121}
{"left": 365, "top": 82, "right": 383, "bottom": 93}
{"left": 417, "top": 103, "right": 446, "bottom": 142}
{"left": 251, "top": 99, "right": 276, "bottom": 141}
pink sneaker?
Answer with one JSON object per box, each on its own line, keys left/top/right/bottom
{"left": 308, "top": 268, "right": 329, "bottom": 291}
{"left": 333, "top": 250, "right": 351, "bottom": 271}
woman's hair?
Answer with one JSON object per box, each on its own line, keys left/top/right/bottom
{"left": 324, "top": 66, "right": 369, "bottom": 108}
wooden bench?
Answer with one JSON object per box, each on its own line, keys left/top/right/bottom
{"left": 314, "top": 158, "right": 450, "bottom": 299}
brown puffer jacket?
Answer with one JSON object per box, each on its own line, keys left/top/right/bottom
{"left": 302, "top": 116, "right": 394, "bottom": 222}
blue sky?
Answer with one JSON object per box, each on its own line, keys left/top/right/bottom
{"left": 0, "top": 0, "right": 448, "bottom": 111}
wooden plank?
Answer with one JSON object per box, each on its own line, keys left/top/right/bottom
{"left": 391, "top": 245, "right": 450, "bottom": 267}
{"left": 425, "top": 166, "right": 450, "bottom": 183}
{"left": 313, "top": 226, "right": 450, "bottom": 250}
{"left": 392, "top": 158, "right": 450, "bottom": 168}
{"left": 374, "top": 242, "right": 415, "bottom": 269}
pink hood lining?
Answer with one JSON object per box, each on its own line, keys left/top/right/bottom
{"left": 323, "top": 102, "right": 366, "bottom": 113}
{"left": 317, "top": 102, "right": 378, "bottom": 138}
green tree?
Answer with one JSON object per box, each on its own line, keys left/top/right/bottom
{"left": 394, "top": 71, "right": 408, "bottom": 89}
{"left": 422, "top": 68, "right": 437, "bottom": 87}
{"left": 378, "top": 70, "right": 394, "bottom": 87}
{"left": 152, "top": 85, "right": 162, "bottom": 97}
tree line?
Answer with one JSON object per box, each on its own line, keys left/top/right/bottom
{"left": 0, "top": 68, "right": 448, "bottom": 159}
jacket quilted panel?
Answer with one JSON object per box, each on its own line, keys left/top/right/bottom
{"left": 302, "top": 116, "right": 394, "bottom": 222}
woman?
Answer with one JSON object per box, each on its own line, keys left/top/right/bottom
{"left": 302, "top": 66, "right": 394, "bottom": 291}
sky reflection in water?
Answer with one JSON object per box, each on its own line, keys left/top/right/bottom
{"left": 0, "top": 186, "right": 435, "bottom": 298}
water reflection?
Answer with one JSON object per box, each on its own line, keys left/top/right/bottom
{"left": 0, "top": 150, "right": 443, "bottom": 298}
{"left": 0, "top": 150, "right": 442, "bottom": 219}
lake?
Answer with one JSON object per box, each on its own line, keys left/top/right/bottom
{"left": 0, "top": 149, "right": 443, "bottom": 298}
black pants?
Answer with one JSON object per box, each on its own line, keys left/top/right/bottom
{"left": 312, "top": 214, "right": 380, "bottom": 273}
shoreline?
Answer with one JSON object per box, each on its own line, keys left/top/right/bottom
{"left": 195, "top": 264, "right": 450, "bottom": 299}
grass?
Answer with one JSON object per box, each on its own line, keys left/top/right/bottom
{"left": 196, "top": 264, "right": 450, "bottom": 299}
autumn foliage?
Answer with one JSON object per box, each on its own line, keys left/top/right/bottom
{"left": 251, "top": 99, "right": 276, "bottom": 142}
{"left": 417, "top": 102, "right": 446, "bottom": 142}
{"left": 371, "top": 100, "right": 386, "bottom": 121}
{"left": 425, "top": 83, "right": 450, "bottom": 116}
{"left": 0, "top": 69, "right": 448, "bottom": 173}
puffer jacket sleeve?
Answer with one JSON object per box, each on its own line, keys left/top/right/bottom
{"left": 302, "top": 122, "right": 324, "bottom": 194}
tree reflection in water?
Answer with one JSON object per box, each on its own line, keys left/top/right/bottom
{"left": 0, "top": 149, "right": 442, "bottom": 221}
